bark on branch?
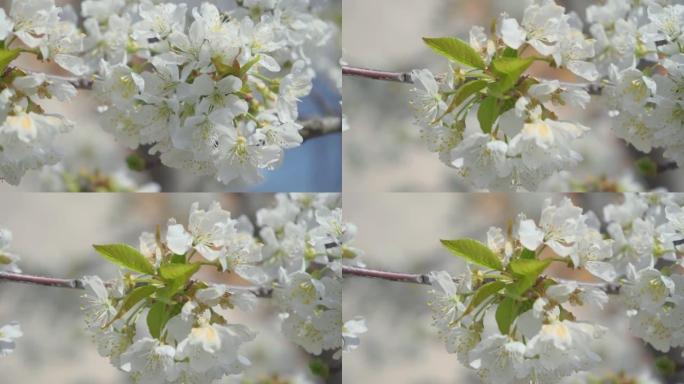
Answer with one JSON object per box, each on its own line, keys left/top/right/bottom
{"left": 0, "top": 272, "right": 273, "bottom": 297}
{"left": 342, "top": 64, "right": 604, "bottom": 95}
{"left": 341, "top": 265, "right": 621, "bottom": 293}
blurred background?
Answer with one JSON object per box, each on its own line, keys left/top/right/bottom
{"left": 343, "top": 192, "right": 673, "bottom": 384}
{"left": 0, "top": 194, "right": 339, "bottom": 384}
{"left": 342, "top": 0, "right": 684, "bottom": 192}
{"left": 0, "top": 0, "right": 342, "bottom": 193}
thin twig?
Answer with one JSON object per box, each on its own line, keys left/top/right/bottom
{"left": 0, "top": 272, "right": 272, "bottom": 297}
{"left": 342, "top": 265, "right": 431, "bottom": 284}
{"left": 342, "top": 265, "right": 621, "bottom": 293}
{"left": 342, "top": 64, "right": 605, "bottom": 95}
{"left": 342, "top": 66, "right": 415, "bottom": 83}
{"left": 0, "top": 272, "right": 86, "bottom": 289}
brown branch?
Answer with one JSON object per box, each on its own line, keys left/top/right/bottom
{"left": 0, "top": 272, "right": 86, "bottom": 289}
{"left": 342, "top": 66, "right": 415, "bottom": 84}
{"left": 342, "top": 265, "right": 431, "bottom": 284}
{"left": 0, "top": 272, "right": 272, "bottom": 297}
{"left": 342, "top": 265, "right": 621, "bottom": 293}
{"left": 342, "top": 64, "right": 605, "bottom": 95}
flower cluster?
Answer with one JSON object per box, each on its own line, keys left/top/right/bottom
{"left": 82, "top": 274, "right": 257, "bottom": 384}
{"left": 256, "top": 194, "right": 363, "bottom": 356}
{"left": 0, "top": 0, "right": 83, "bottom": 184}
{"left": 81, "top": 195, "right": 358, "bottom": 383}
{"left": 425, "top": 193, "right": 684, "bottom": 383}
{"left": 597, "top": 1, "right": 684, "bottom": 168}
{"left": 410, "top": 0, "right": 596, "bottom": 191}
{"left": 0, "top": 228, "right": 22, "bottom": 357}
{"left": 87, "top": 0, "right": 334, "bottom": 187}
{"left": 601, "top": 193, "right": 684, "bottom": 354}
{"left": 0, "top": 71, "right": 75, "bottom": 185}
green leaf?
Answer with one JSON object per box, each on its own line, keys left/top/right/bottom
{"left": 502, "top": 47, "right": 518, "bottom": 58}
{"left": 520, "top": 249, "right": 536, "bottom": 260}
{"left": 440, "top": 239, "right": 503, "bottom": 271}
{"left": 147, "top": 301, "right": 170, "bottom": 339}
{"left": 423, "top": 37, "right": 486, "bottom": 69}
{"left": 309, "top": 359, "right": 330, "bottom": 379}
{"left": 495, "top": 297, "right": 519, "bottom": 334}
{"left": 103, "top": 285, "right": 157, "bottom": 328}
{"left": 655, "top": 356, "right": 676, "bottom": 376}
{"left": 487, "top": 57, "right": 535, "bottom": 96}
{"left": 477, "top": 96, "right": 499, "bottom": 133}
{"left": 434, "top": 79, "right": 487, "bottom": 123}
{"left": 126, "top": 154, "right": 146, "bottom": 172}
{"left": 490, "top": 57, "right": 535, "bottom": 78}
{"left": 458, "top": 281, "right": 506, "bottom": 320}
{"left": 506, "top": 259, "right": 552, "bottom": 297}
{"left": 509, "top": 258, "right": 552, "bottom": 278}
{"left": 636, "top": 157, "right": 658, "bottom": 177}
{"left": 170, "top": 254, "right": 186, "bottom": 264}
{"left": 159, "top": 263, "right": 200, "bottom": 282}
{"left": 93, "top": 244, "right": 155, "bottom": 275}
{"left": 122, "top": 285, "right": 157, "bottom": 312}
{"left": 0, "top": 48, "right": 20, "bottom": 74}
{"left": 155, "top": 263, "right": 199, "bottom": 302}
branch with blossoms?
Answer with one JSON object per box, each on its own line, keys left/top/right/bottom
{"left": 0, "top": 194, "right": 366, "bottom": 383}
{"left": 0, "top": 271, "right": 274, "bottom": 297}
{"left": 342, "top": 193, "right": 684, "bottom": 384}
{"left": 344, "top": 1, "right": 684, "bottom": 191}
{"left": 342, "top": 65, "right": 605, "bottom": 95}
{"left": 0, "top": 0, "right": 342, "bottom": 189}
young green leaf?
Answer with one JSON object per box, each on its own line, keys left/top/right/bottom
{"left": 487, "top": 56, "right": 535, "bottom": 96}
{"left": 170, "top": 254, "right": 186, "bottom": 264}
{"left": 93, "top": 244, "right": 155, "bottom": 275}
{"left": 434, "top": 79, "right": 487, "bottom": 123}
{"left": 506, "top": 259, "right": 552, "bottom": 297}
{"left": 509, "top": 258, "right": 552, "bottom": 278}
{"left": 477, "top": 96, "right": 499, "bottom": 133}
{"left": 122, "top": 285, "right": 158, "bottom": 312}
{"left": 159, "top": 263, "right": 200, "bottom": 282}
{"left": 457, "top": 280, "right": 506, "bottom": 320}
{"left": 440, "top": 238, "right": 503, "bottom": 271}
{"left": 423, "top": 37, "right": 486, "bottom": 69}
{"left": 495, "top": 297, "right": 519, "bottom": 334}
{"left": 490, "top": 57, "right": 535, "bottom": 78}
{"left": 309, "top": 359, "right": 331, "bottom": 379}
{"left": 155, "top": 264, "right": 200, "bottom": 302}
{"left": 102, "top": 285, "right": 157, "bottom": 328}
{"left": 502, "top": 47, "right": 518, "bottom": 58}
{"left": 520, "top": 248, "right": 536, "bottom": 260}
{"left": 0, "top": 49, "right": 20, "bottom": 74}
{"left": 147, "top": 301, "right": 170, "bottom": 339}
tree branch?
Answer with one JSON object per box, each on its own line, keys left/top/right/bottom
{"left": 342, "top": 64, "right": 604, "bottom": 95}
{"left": 342, "top": 265, "right": 431, "bottom": 284}
{"left": 300, "top": 116, "right": 342, "bottom": 141}
{"left": 341, "top": 265, "right": 621, "bottom": 293}
{"left": 0, "top": 272, "right": 273, "bottom": 297}
{"left": 342, "top": 66, "right": 415, "bottom": 83}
